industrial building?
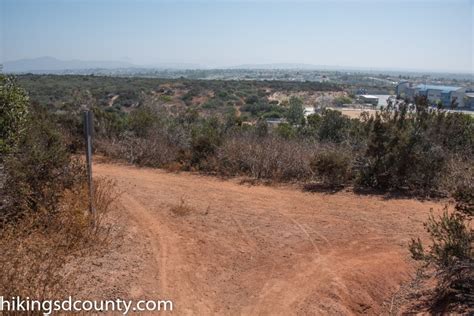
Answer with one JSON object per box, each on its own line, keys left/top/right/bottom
{"left": 466, "top": 93, "right": 474, "bottom": 110}
{"left": 358, "top": 95, "right": 379, "bottom": 106}
{"left": 396, "top": 82, "right": 466, "bottom": 108}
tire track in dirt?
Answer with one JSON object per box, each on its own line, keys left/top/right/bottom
{"left": 95, "top": 161, "right": 441, "bottom": 315}
{"left": 120, "top": 193, "right": 169, "bottom": 294}
{"left": 120, "top": 192, "right": 215, "bottom": 315}
{"left": 249, "top": 208, "right": 332, "bottom": 316}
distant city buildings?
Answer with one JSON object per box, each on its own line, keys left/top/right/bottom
{"left": 396, "top": 81, "right": 469, "bottom": 108}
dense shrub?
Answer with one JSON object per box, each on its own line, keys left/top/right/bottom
{"left": 91, "top": 99, "right": 473, "bottom": 197}
{"left": 216, "top": 135, "right": 315, "bottom": 181}
{"left": 333, "top": 95, "right": 353, "bottom": 107}
{"left": 0, "top": 75, "right": 29, "bottom": 157}
{"left": 409, "top": 184, "right": 473, "bottom": 311}
{"left": 317, "top": 109, "right": 353, "bottom": 143}
{"left": 0, "top": 76, "right": 115, "bottom": 303}
{"left": 285, "top": 96, "right": 305, "bottom": 125}
{"left": 0, "top": 178, "right": 115, "bottom": 303}
{"left": 310, "top": 147, "right": 352, "bottom": 188}
{"left": 427, "top": 111, "right": 474, "bottom": 155}
{"left": 96, "top": 135, "right": 179, "bottom": 168}
{"left": 356, "top": 103, "right": 449, "bottom": 194}
{"left": 93, "top": 106, "right": 129, "bottom": 138}
{"left": 2, "top": 107, "right": 85, "bottom": 222}
{"left": 190, "top": 117, "right": 223, "bottom": 166}
{"left": 79, "top": 87, "right": 473, "bottom": 197}
{"left": 275, "top": 123, "right": 296, "bottom": 139}
{"left": 128, "top": 105, "right": 157, "bottom": 137}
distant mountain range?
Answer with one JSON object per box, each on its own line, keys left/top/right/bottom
{"left": 1, "top": 57, "right": 471, "bottom": 75}
{"left": 229, "top": 63, "right": 351, "bottom": 70}
{"left": 229, "top": 63, "right": 473, "bottom": 74}
{"left": 1, "top": 57, "right": 205, "bottom": 73}
{"left": 2, "top": 57, "right": 136, "bottom": 73}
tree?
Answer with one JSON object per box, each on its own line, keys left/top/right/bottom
{"left": 286, "top": 96, "right": 305, "bottom": 125}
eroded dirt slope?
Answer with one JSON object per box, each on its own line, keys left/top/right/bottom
{"left": 93, "top": 161, "right": 440, "bottom": 315}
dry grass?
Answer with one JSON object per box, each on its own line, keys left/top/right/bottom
{"left": 96, "top": 136, "right": 179, "bottom": 168}
{"left": 0, "top": 177, "right": 118, "bottom": 308}
{"left": 216, "top": 135, "right": 318, "bottom": 181}
{"left": 165, "top": 161, "right": 184, "bottom": 173}
{"left": 440, "top": 156, "right": 474, "bottom": 196}
{"left": 0, "top": 216, "right": 71, "bottom": 304}
{"left": 169, "top": 197, "right": 194, "bottom": 216}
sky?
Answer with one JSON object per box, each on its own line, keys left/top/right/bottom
{"left": 1, "top": 0, "right": 473, "bottom": 73}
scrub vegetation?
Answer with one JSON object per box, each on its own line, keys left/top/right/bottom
{"left": 2, "top": 74, "right": 472, "bottom": 312}
{"left": 0, "top": 75, "right": 115, "bottom": 305}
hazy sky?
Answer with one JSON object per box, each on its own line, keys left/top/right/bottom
{"left": 1, "top": 0, "right": 473, "bottom": 72}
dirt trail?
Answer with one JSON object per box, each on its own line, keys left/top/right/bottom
{"left": 94, "top": 161, "right": 440, "bottom": 315}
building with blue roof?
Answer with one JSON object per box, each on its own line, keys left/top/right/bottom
{"left": 396, "top": 82, "right": 466, "bottom": 108}
{"left": 466, "top": 93, "right": 474, "bottom": 110}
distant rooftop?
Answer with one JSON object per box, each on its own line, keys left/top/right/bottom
{"left": 415, "top": 84, "right": 463, "bottom": 93}
{"left": 359, "top": 95, "right": 379, "bottom": 99}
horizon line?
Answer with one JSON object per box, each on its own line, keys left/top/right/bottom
{"left": 2, "top": 56, "right": 473, "bottom": 76}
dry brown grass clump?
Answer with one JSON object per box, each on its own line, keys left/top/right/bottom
{"left": 95, "top": 135, "right": 179, "bottom": 168}
{"left": 169, "top": 197, "right": 194, "bottom": 216}
{"left": 216, "top": 135, "right": 317, "bottom": 182}
{"left": 0, "top": 178, "right": 117, "bottom": 307}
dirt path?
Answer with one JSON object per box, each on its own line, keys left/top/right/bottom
{"left": 94, "top": 161, "right": 440, "bottom": 315}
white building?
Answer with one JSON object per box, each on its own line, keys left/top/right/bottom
{"left": 358, "top": 95, "right": 379, "bottom": 106}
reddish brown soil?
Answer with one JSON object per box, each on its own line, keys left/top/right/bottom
{"left": 91, "top": 161, "right": 441, "bottom": 315}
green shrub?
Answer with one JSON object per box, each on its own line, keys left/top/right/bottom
{"left": 0, "top": 75, "right": 29, "bottom": 157}
{"left": 2, "top": 107, "right": 85, "bottom": 222}
{"left": 310, "top": 148, "right": 352, "bottom": 188}
{"left": 190, "top": 117, "right": 223, "bottom": 167}
{"left": 202, "top": 99, "right": 221, "bottom": 109}
{"left": 409, "top": 184, "right": 473, "bottom": 311}
{"left": 128, "top": 105, "right": 156, "bottom": 137}
{"left": 275, "top": 123, "right": 296, "bottom": 139}
{"left": 262, "top": 111, "right": 282, "bottom": 119}
{"left": 356, "top": 103, "right": 447, "bottom": 194}
{"left": 333, "top": 95, "right": 353, "bottom": 107}
{"left": 245, "top": 95, "right": 259, "bottom": 104}
{"left": 0, "top": 76, "right": 115, "bottom": 302}
{"left": 93, "top": 106, "right": 129, "bottom": 138}
{"left": 317, "top": 109, "right": 352, "bottom": 143}
{"left": 427, "top": 111, "right": 473, "bottom": 155}
{"left": 285, "top": 96, "right": 305, "bottom": 125}
{"left": 160, "top": 95, "right": 173, "bottom": 102}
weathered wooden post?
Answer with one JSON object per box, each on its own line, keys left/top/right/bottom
{"left": 83, "top": 110, "right": 95, "bottom": 218}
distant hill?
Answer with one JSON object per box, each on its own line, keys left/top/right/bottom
{"left": 2, "top": 57, "right": 471, "bottom": 77}
{"left": 229, "top": 63, "right": 323, "bottom": 70}
{"left": 2, "top": 57, "right": 135, "bottom": 73}
{"left": 1, "top": 57, "right": 208, "bottom": 73}
{"left": 227, "top": 63, "right": 381, "bottom": 71}
{"left": 144, "top": 62, "right": 203, "bottom": 70}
